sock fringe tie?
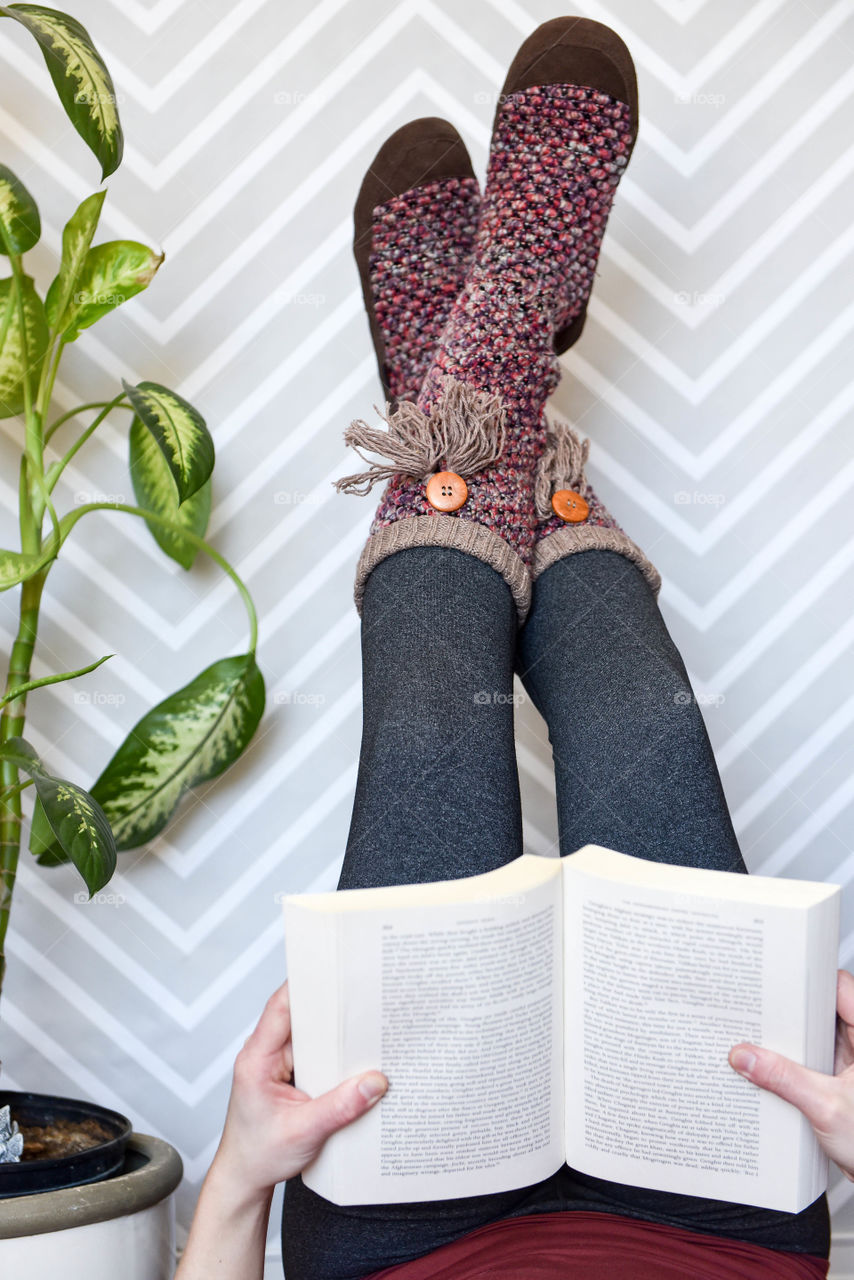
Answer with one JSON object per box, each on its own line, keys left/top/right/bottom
{"left": 334, "top": 376, "right": 506, "bottom": 495}
{"left": 534, "top": 418, "right": 590, "bottom": 520}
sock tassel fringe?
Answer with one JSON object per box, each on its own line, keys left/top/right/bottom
{"left": 533, "top": 418, "right": 590, "bottom": 520}
{"left": 334, "top": 376, "right": 506, "bottom": 495}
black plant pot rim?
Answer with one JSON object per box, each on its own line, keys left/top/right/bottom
{"left": 0, "top": 1132, "right": 183, "bottom": 1238}
{"left": 0, "top": 1090, "right": 132, "bottom": 1196}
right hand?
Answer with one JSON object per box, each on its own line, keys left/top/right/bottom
{"left": 212, "top": 981, "right": 388, "bottom": 1200}
{"left": 729, "top": 969, "right": 854, "bottom": 1180}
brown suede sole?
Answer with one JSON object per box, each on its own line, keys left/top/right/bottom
{"left": 352, "top": 117, "right": 477, "bottom": 406}
{"left": 352, "top": 18, "right": 638, "bottom": 392}
{"left": 495, "top": 16, "right": 639, "bottom": 355}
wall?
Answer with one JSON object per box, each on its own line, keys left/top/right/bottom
{"left": 0, "top": 0, "right": 852, "bottom": 1272}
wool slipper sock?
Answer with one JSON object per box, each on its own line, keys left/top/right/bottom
{"left": 353, "top": 117, "right": 481, "bottom": 407}
{"left": 510, "top": 21, "right": 658, "bottom": 593}
{"left": 339, "top": 19, "right": 645, "bottom": 623}
{"left": 532, "top": 417, "right": 661, "bottom": 593}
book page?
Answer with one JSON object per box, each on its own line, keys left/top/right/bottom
{"left": 286, "top": 854, "right": 565, "bottom": 1205}
{"left": 562, "top": 846, "right": 839, "bottom": 1213}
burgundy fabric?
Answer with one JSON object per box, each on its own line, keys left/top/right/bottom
{"left": 366, "top": 83, "right": 634, "bottom": 567}
{"left": 363, "top": 1210, "right": 829, "bottom": 1280}
{"left": 369, "top": 175, "right": 481, "bottom": 404}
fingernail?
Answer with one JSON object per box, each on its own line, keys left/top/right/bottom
{"left": 358, "top": 1074, "right": 386, "bottom": 1104}
{"left": 730, "top": 1048, "right": 756, "bottom": 1077}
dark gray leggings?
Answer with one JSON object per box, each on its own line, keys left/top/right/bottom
{"left": 281, "top": 547, "right": 829, "bottom": 1280}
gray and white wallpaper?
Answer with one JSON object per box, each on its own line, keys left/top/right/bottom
{"left": 1, "top": 0, "right": 852, "bottom": 1273}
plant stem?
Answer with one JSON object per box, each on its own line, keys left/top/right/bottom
{"left": 45, "top": 399, "right": 132, "bottom": 444}
{"left": 0, "top": 651, "right": 114, "bottom": 710}
{"left": 0, "top": 233, "right": 46, "bottom": 544}
{"left": 36, "top": 337, "right": 64, "bottom": 432}
{"left": 54, "top": 502, "right": 259, "bottom": 654}
{"left": 45, "top": 393, "right": 130, "bottom": 493}
{"left": 0, "top": 229, "right": 49, "bottom": 1009}
{"left": 1, "top": 779, "right": 34, "bottom": 802}
{"left": 0, "top": 570, "right": 47, "bottom": 1000}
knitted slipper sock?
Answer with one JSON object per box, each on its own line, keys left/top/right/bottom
{"left": 339, "top": 78, "right": 637, "bottom": 621}
{"left": 533, "top": 416, "right": 661, "bottom": 594}
{"left": 358, "top": 108, "right": 659, "bottom": 605}
{"left": 353, "top": 117, "right": 482, "bottom": 406}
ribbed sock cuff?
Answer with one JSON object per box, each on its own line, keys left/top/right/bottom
{"left": 354, "top": 515, "right": 532, "bottom": 621}
{"left": 532, "top": 525, "right": 662, "bottom": 596}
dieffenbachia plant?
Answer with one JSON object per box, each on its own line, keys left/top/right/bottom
{"left": 0, "top": 6, "right": 265, "bottom": 1006}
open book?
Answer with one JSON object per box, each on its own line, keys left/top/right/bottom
{"left": 282, "top": 846, "right": 840, "bottom": 1213}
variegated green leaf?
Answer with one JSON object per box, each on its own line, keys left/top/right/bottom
{"left": 0, "top": 273, "right": 49, "bottom": 418}
{"left": 0, "top": 736, "right": 116, "bottom": 894}
{"left": 79, "top": 654, "right": 265, "bottom": 851}
{"left": 0, "top": 5, "right": 123, "bottom": 180}
{"left": 56, "top": 240, "right": 163, "bottom": 342}
{"left": 128, "top": 415, "right": 211, "bottom": 569}
{"left": 28, "top": 771, "right": 115, "bottom": 894}
{"left": 30, "top": 802, "right": 68, "bottom": 864}
{"left": 44, "top": 189, "right": 106, "bottom": 328}
{"left": 0, "top": 164, "right": 40, "bottom": 255}
{"left": 0, "top": 546, "right": 53, "bottom": 589}
{"left": 122, "top": 379, "right": 214, "bottom": 504}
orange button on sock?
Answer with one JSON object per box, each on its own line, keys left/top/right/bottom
{"left": 426, "top": 471, "right": 468, "bottom": 512}
{"left": 551, "top": 489, "right": 589, "bottom": 523}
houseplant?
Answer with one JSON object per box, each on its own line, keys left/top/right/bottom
{"left": 0, "top": 3, "right": 265, "bottom": 1270}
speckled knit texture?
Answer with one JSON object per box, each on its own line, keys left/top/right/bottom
{"left": 368, "top": 85, "right": 631, "bottom": 532}
{"left": 532, "top": 423, "right": 662, "bottom": 593}
{"left": 369, "top": 175, "right": 481, "bottom": 403}
{"left": 349, "top": 83, "right": 650, "bottom": 615}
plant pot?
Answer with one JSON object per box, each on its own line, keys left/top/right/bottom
{"left": 0, "top": 1090, "right": 132, "bottom": 1196}
{"left": 0, "top": 1131, "right": 183, "bottom": 1279}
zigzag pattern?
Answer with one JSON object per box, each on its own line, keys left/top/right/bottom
{"left": 0, "top": 0, "right": 852, "bottom": 1268}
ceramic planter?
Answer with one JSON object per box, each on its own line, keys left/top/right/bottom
{"left": 0, "top": 1131, "right": 183, "bottom": 1278}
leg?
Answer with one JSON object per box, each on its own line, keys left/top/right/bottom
{"left": 519, "top": 550, "right": 744, "bottom": 873}
{"left": 282, "top": 548, "right": 569, "bottom": 1280}
{"left": 517, "top": 549, "right": 830, "bottom": 1258}
{"left": 338, "top": 546, "right": 522, "bottom": 891}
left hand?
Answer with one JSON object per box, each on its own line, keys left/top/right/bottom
{"left": 211, "top": 980, "right": 387, "bottom": 1199}
{"left": 730, "top": 969, "right": 854, "bottom": 1180}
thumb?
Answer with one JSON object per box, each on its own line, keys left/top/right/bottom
{"left": 300, "top": 1072, "right": 388, "bottom": 1148}
{"left": 729, "top": 1044, "right": 834, "bottom": 1126}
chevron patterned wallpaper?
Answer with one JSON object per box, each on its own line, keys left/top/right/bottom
{"left": 1, "top": 0, "right": 852, "bottom": 1273}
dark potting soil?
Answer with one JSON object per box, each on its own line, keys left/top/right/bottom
{"left": 18, "top": 1115, "right": 116, "bottom": 1161}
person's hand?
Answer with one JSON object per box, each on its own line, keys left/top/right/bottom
{"left": 175, "top": 982, "right": 386, "bottom": 1279}
{"left": 729, "top": 969, "right": 854, "bottom": 1180}
{"left": 210, "top": 980, "right": 388, "bottom": 1200}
